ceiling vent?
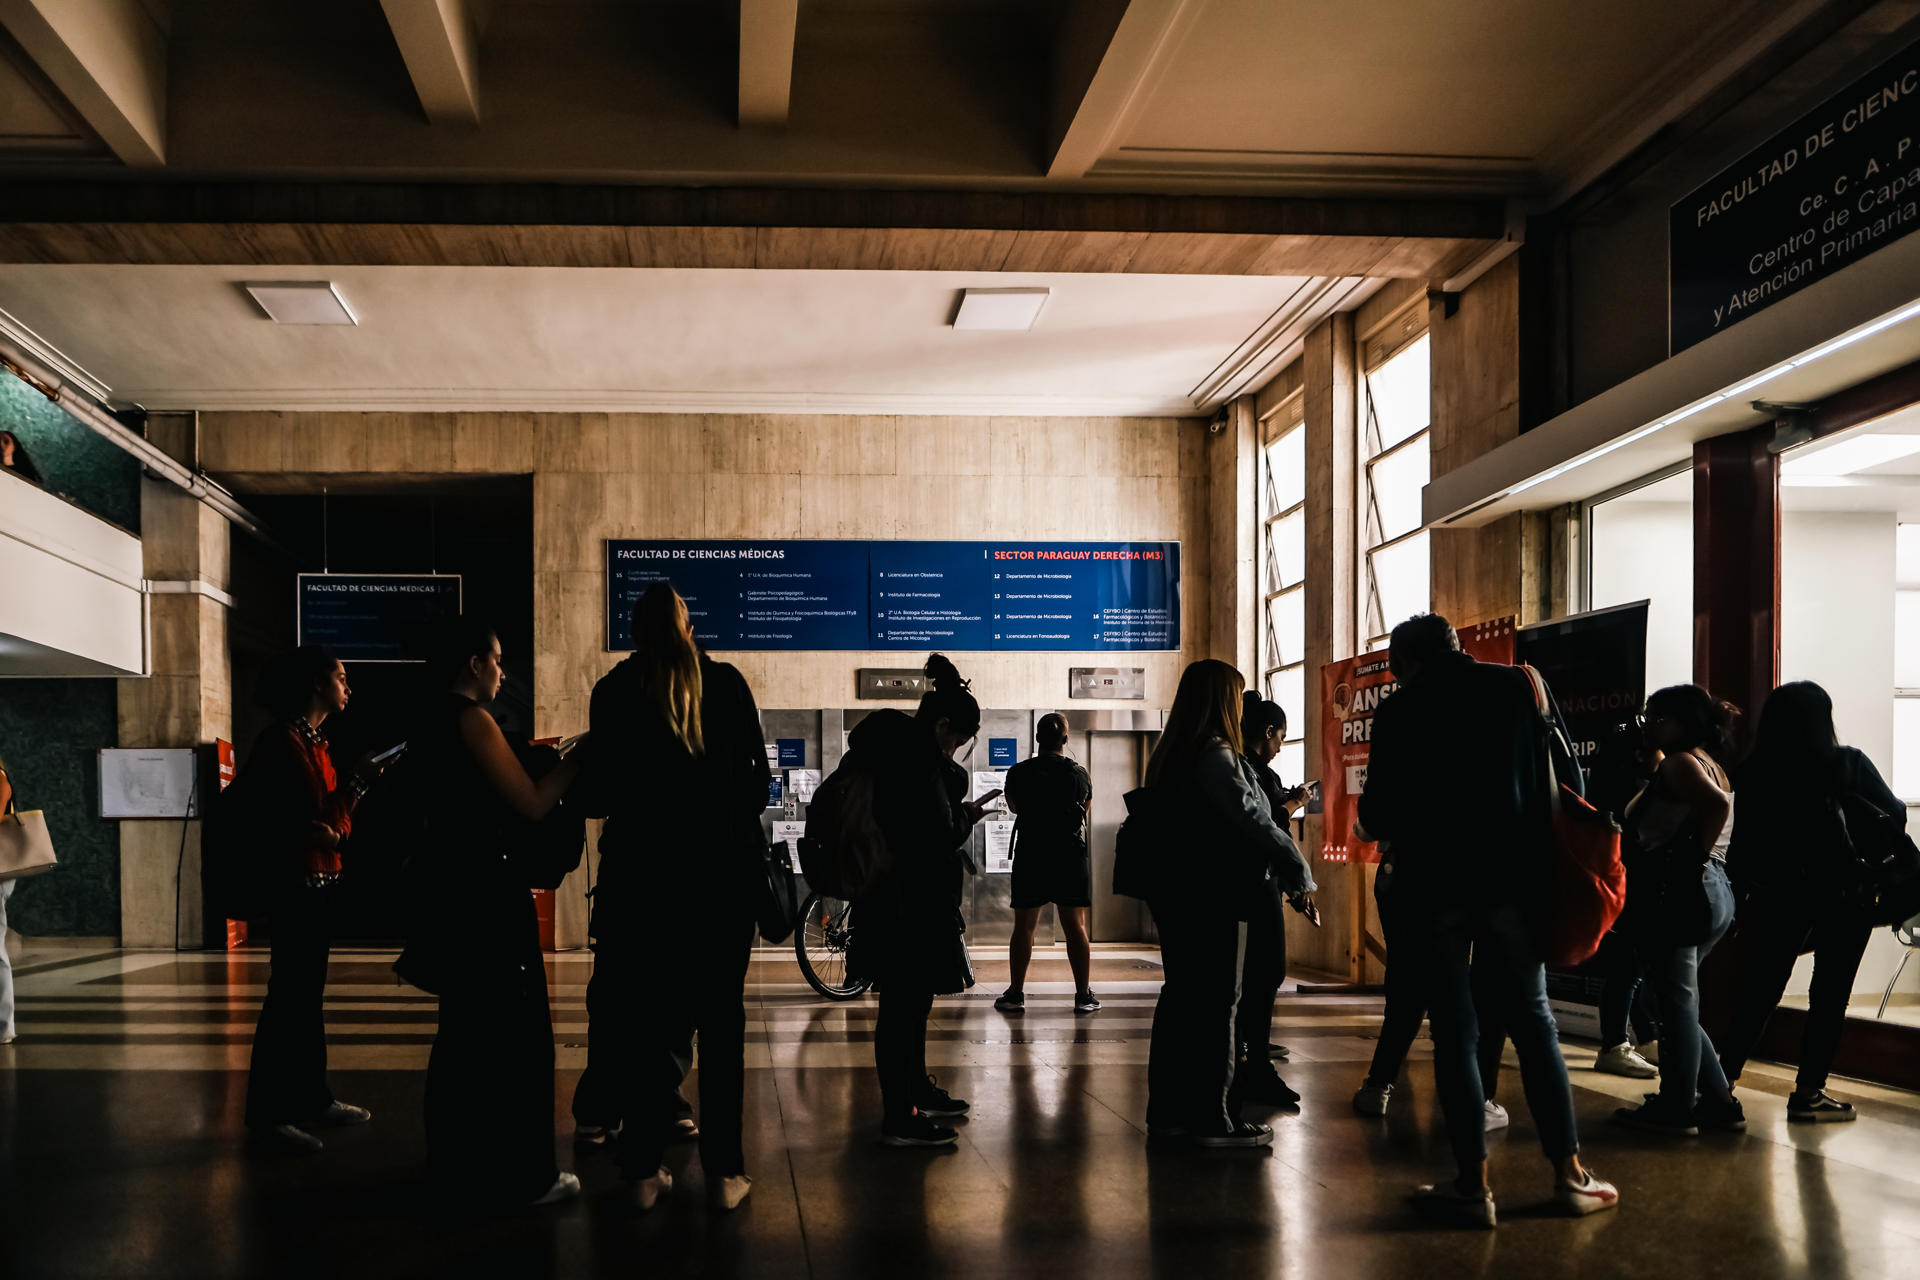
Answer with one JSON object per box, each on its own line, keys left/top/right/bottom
{"left": 242, "top": 282, "right": 358, "bottom": 325}
{"left": 950, "top": 287, "right": 1049, "bottom": 331}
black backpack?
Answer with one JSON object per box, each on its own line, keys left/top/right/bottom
{"left": 798, "top": 760, "right": 889, "bottom": 900}
{"left": 200, "top": 771, "right": 274, "bottom": 923}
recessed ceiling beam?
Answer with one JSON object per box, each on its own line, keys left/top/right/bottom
{"left": 735, "top": 0, "right": 798, "bottom": 129}
{"left": 0, "top": 0, "right": 167, "bottom": 165}
{"left": 1047, "top": 0, "right": 1200, "bottom": 180}
{"left": 378, "top": 0, "right": 481, "bottom": 126}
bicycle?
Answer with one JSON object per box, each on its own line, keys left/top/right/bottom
{"left": 794, "top": 891, "right": 871, "bottom": 1000}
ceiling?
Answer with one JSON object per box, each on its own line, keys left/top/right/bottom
{"left": 0, "top": 0, "right": 1821, "bottom": 197}
{"left": 0, "top": 263, "right": 1360, "bottom": 415}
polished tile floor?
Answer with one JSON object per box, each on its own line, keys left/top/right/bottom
{"left": 3, "top": 942, "right": 1918, "bottom": 1279}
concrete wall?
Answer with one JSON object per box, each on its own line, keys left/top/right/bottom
{"left": 201, "top": 409, "right": 1217, "bottom": 724}
{"left": 1590, "top": 499, "right": 1694, "bottom": 696}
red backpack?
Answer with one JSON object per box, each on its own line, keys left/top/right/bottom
{"left": 1520, "top": 665, "right": 1627, "bottom": 966}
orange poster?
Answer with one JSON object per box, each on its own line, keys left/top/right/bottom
{"left": 1319, "top": 618, "right": 1515, "bottom": 864}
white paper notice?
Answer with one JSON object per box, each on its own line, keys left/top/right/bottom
{"left": 788, "top": 769, "right": 821, "bottom": 802}
{"left": 771, "top": 820, "right": 807, "bottom": 870}
{"left": 984, "top": 820, "right": 1015, "bottom": 873}
{"left": 971, "top": 770, "right": 1008, "bottom": 811}
{"left": 98, "top": 748, "right": 200, "bottom": 819}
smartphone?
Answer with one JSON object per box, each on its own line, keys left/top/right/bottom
{"left": 976, "top": 788, "right": 1004, "bottom": 807}
{"left": 370, "top": 741, "right": 408, "bottom": 765}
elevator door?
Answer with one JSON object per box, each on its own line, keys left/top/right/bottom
{"left": 1086, "top": 731, "right": 1152, "bottom": 943}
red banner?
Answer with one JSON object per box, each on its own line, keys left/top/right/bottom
{"left": 1319, "top": 618, "right": 1515, "bottom": 864}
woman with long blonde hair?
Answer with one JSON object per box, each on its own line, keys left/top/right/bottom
{"left": 1143, "top": 660, "right": 1314, "bottom": 1148}
{"left": 585, "top": 582, "right": 772, "bottom": 1211}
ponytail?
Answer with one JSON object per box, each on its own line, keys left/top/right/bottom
{"left": 633, "top": 583, "right": 704, "bottom": 756}
{"left": 916, "top": 654, "right": 981, "bottom": 739}
{"left": 1241, "top": 690, "right": 1286, "bottom": 746}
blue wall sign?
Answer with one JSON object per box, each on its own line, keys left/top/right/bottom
{"left": 606, "top": 541, "right": 1180, "bottom": 652}
{"left": 1670, "top": 36, "right": 1920, "bottom": 353}
{"left": 297, "top": 574, "right": 462, "bottom": 662}
{"left": 988, "top": 738, "right": 1018, "bottom": 767}
{"left": 776, "top": 738, "right": 806, "bottom": 767}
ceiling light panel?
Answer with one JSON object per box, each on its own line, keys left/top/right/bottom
{"left": 1781, "top": 433, "right": 1920, "bottom": 477}
{"left": 951, "top": 288, "right": 1049, "bottom": 331}
{"left": 243, "top": 282, "right": 357, "bottom": 325}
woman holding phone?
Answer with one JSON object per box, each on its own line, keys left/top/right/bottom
{"left": 1235, "top": 694, "right": 1315, "bottom": 1102}
{"left": 852, "top": 654, "right": 995, "bottom": 1147}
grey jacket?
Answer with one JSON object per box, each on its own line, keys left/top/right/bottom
{"left": 1191, "top": 739, "right": 1316, "bottom": 895}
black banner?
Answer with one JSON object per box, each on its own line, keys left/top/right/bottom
{"left": 1670, "top": 36, "right": 1920, "bottom": 354}
{"left": 1517, "top": 602, "right": 1649, "bottom": 817}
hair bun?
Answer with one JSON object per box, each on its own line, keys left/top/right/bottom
{"left": 1242, "top": 690, "right": 1261, "bottom": 719}
{"left": 924, "top": 653, "right": 970, "bottom": 692}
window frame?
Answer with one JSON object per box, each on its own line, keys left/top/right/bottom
{"left": 1359, "top": 316, "right": 1432, "bottom": 650}
{"left": 1258, "top": 393, "right": 1308, "bottom": 776}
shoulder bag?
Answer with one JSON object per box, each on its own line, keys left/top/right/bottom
{"left": 0, "top": 782, "right": 59, "bottom": 883}
{"left": 1518, "top": 666, "right": 1626, "bottom": 965}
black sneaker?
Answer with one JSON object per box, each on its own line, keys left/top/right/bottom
{"left": 879, "top": 1114, "right": 959, "bottom": 1147}
{"left": 1696, "top": 1096, "right": 1747, "bottom": 1132}
{"left": 1074, "top": 990, "right": 1101, "bottom": 1013}
{"left": 915, "top": 1074, "right": 970, "bottom": 1119}
{"left": 1238, "top": 1063, "right": 1301, "bottom": 1107}
{"left": 994, "top": 990, "right": 1025, "bottom": 1013}
{"left": 1788, "top": 1090, "right": 1857, "bottom": 1122}
{"left": 1191, "top": 1121, "right": 1274, "bottom": 1148}
{"left": 1612, "top": 1099, "right": 1699, "bottom": 1137}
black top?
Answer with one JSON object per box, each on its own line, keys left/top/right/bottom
{"left": 590, "top": 653, "right": 771, "bottom": 908}
{"left": 1356, "top": 652, "right": 1550, "bottom": 905}
{"left": 1730, "top": 746, "right": 1906, "bottom": 899}
{"left": 1006, "top": 753, "right": 1091, "bottom": 863}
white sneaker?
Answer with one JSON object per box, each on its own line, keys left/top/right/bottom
{"left": 632, "top": 1167, "right": 674, "bottom": 1211}
{"left": 532, "top": 1172, "right": 581, "bottom": 1206}
{"left": 1639, "top": 1039, "right": 1660, "bottom": 1065}
{"left": 1594, "top": 1042, "right": 1658, "bottom": 1079}
{"left": 1555, "top": 1168, "right": 1619, "bottom": 1216}
{"left": 1353, "top": 1080, "right": 1393, "bottom": 1116}
{"left": 1413, "top": 1179, "right": 1496, "bottom": 1229}
{"left": 1482, "top": 1100, "right": 1510, "bottom": 1132}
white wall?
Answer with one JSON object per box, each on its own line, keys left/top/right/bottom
{"left": 1590, "top": 498, "right": 1693, "bottom": 696}
{"left": 0, "top": 469, "right": 145, "bottom": 675}
{"left": 1780, "top": 508, "right": 1909, "bottom": 1000}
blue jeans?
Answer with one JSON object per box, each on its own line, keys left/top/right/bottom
{"left": 1648, "top": 860, "right": 1735, "bottom": 1109}
{"left": 1413, "top": 900, "right": 1580, "bottom": 1172}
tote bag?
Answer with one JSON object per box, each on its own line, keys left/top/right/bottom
{"left": 0, "top": 793, "right": 59, "bottom": 882}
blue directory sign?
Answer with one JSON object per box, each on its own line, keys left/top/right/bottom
{"left": 297, "top": 573, "right": 462, "bottom": 662}
{"left": 607, "top": 541, "right": 869, "bottom": 650}
{"left": 988, "top": 738, "right": 1018, "bottom": 767}
{"left": 776, "top": 739, "right": 806, "bottom": 767}
{"left": 606, "top": 540, "right": 1179, "bottom": 652}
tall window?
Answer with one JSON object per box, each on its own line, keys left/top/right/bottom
{"left": 1259, "top": 407, "right": 1307, "bottom": 787}
{"left": 1362, "top": 330, "right": 1431, "bottom": 649}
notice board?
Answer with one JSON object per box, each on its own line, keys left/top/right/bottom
{"left": 297, "top": 574, "right": 462, "bottom": 662}
{"left": 605, "top": 540, "right": 1180, "bottom": 652}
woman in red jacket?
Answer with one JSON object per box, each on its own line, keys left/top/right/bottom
{"left": 243, "top": 646, "right": 380, "bottom": 1155}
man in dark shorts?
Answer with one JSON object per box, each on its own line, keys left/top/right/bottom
{"left": 994, "top": 714, "right": 1099, "bottom": 1013}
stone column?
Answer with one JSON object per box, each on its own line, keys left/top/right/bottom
{"left": 118, "top": 414, "right": 233, "bottom": 948}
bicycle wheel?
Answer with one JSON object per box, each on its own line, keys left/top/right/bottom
{"left": 795, "top": 892, "right": 870, "bottom": 1000}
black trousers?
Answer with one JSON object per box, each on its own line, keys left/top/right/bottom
{"left": 1146, "top": 903, "right": 1245, "bottom": 1134}
{"left": 1367, "top": 892, "right": 1505, "bottom": 1098}
{"left": 604, "top": 913, "right": 755, "bottom": 1179}
{"left": 244, "top": 887, "right": 336, "bottom": 1128}
{"left": 426, "top": 961, "right": 559, "bottom": 1204}
{"left": 1719, "top": 894, "right": 1873, "bottom": 1095}
{"left": 570, "top": 966, "right": 695, "bottom": 1130}
{"left": 875, "top": 985, "right": 937, "bottom": 1123}
{"left": 1235, "top": 882, "right": 1287, "bottom": 1056}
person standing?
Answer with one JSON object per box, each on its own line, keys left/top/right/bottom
{"left": 995, "top": 713, "right": 1098, "bottom": 1015}
{"left": 409, "top": 619, "right": 584, "bottom": 1207}
{"left": 852, "top": 655, "right": 993, "bottom": 1148}
{"left": 1719, "top": 681, "right": 1902, "bottom": 1123}
{"left": 0, "top": 754, "right": 16, "bottom": 1046}
{"left": 1357, "top": 615, "right": 1616, "bottom": 1226}
{"left": 1235, "top": 693, "right": 1310, "bottom": 1105}
{"left": 1143, "top": 661, "right": 1314, "bottom": 1149}
{"left": 242, "top": 647, "right": 379, "bottom": 1155}
{"left": 1588, "top": 723, "right": 1663, "bottom": 1079}
{"left": 585, "top": 583, "right": 771, "bottom": 1212}
{"left": 1611, "top": 685, "right": 1743, "bottom": 1137}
